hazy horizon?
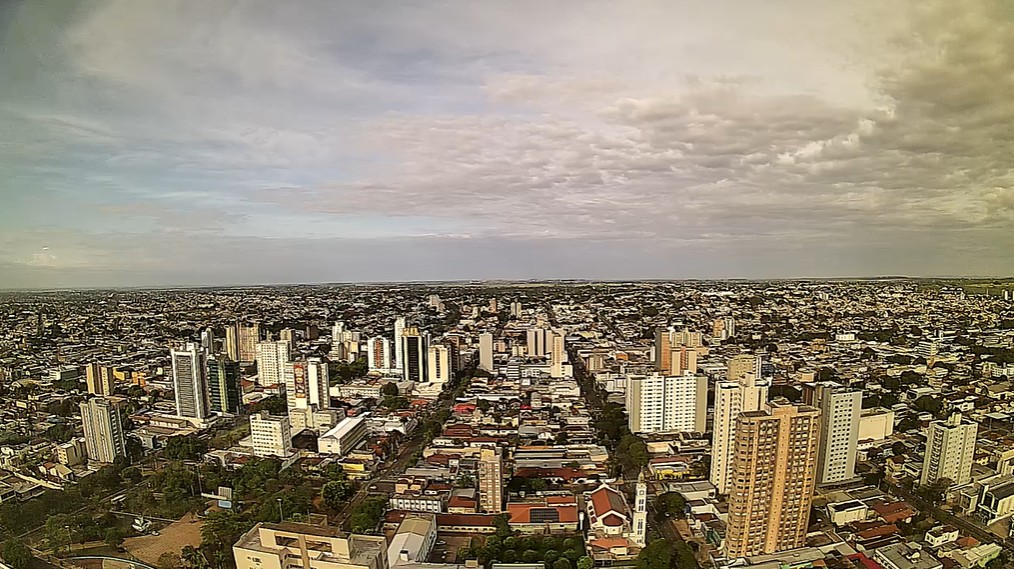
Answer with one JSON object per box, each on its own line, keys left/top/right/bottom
{"left": 3, "top": 0, "right": 1014, "bottom": 288}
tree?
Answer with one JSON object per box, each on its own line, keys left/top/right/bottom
{"left": 163, "top": 436, "right": 208, "bottom": 461}
{"left": 891, "top": 442, "right": 908, "bottom": 457}
{"left": 544, "top": 550, "right": 560, "bottom": 565}
{"left": 381, "top": 383, "right": 399, "bottom": 397}
{"left": 636, "top": 540, "right": 673, "bottom": 569}
{"left": 249, "top": 395, "right": 287, "bottom": 415}
{"left": 656, "top": 492, "right": 687, "bottom": 519}
{"left": 44, "top": 424, "right": 76, "bottom": 443}
{"left": 529, "top": 478, "right": 548, "bottom": 493}
{"left": 1, "top": 540, "right": 34, "bottom": 569}
{"left": 578, "top": 557, "right": 595, "bottom": 569}
{"left": 554, "top": 559, "right": 572, "bottom": 569}
{"left": 200, "top": 510, "right": 249, "bottom": 566}
{"left": 522, "top": 550, "right": 540, "bottom": 563}
{"left": 322, "top": 480, "right": 355, "bottom": 511}
{"left": 673, "top": 541, "right": 698, "bottom": 569}
{"left": 158, "top": 552, "right": 183, "bottom": 569}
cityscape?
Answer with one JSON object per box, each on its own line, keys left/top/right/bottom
{"left": 0, "top": 281, "right": 1011, "bottom": 569}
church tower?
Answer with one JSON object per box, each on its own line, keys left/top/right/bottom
{"left": 632, "top": 470, "right": 648, "bottom": 546}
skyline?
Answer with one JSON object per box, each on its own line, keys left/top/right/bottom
{"left": 3, "top": 0, "right": 1014, "bottom": 288}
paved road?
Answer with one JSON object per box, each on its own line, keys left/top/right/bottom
{"left": 883, "top": 482, "right": 1014, "bottom": 552}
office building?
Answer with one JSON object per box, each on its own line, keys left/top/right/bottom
{"left": 803, "top": 382, "right": 861, "bottom": 484}
{"left": 80, "top": 396, "right": 127, "bottom": 464}
{"left": 250, "top": 412, "right": 291, "bottom": 458}
{"left": 319, "top": 416, "right": 368, "bottom": 456}
{"left": 550, "top": 331, "right": 566, "bottom": 378}
{"left": 725, "top": 401, "right": 820, "bottom": 558}
{"left": 172, "top": 343, "right": 209, "bottom": 420}
{"left": 711, "top": 362, "right": 770, "bottom": 494}
{"left": 478, "top": 333, "right": 494, "bottom": 372}
{"left": 233, "top": 522, "right": 388, "bottom": 569}
{"left": 256, "top": 340, "right": 291, "bottom": 387}
{"left": 85, "top": 363, "right": 115, "bottom": 396}
{"left": 400, "top": 328, "right": 427, "bottom": 383}
{"left": 393, "top": 317, "right": 406, "bottom": 375}
{"left": 208, "top": 356, "right": 242, "bottom": 414}
{"left": 367, "top": 336, "right": 393, "bottom": 372}
{"left": 478, "top": 447, "right": 503, "bottom": 513}
{"left": 427, "top": 344, "right": 451, "bottom": 385}
{"left": 283, "top": 358, "right": 330, "bottom": 411}
{"left": 238, "top": 323, "right": 261, "bottom": 362}
{"left": 626, "top": 373, "right": 707, "bottom": 434}
{"left": 921, "top": 413, "right": 978, "bottom": 487}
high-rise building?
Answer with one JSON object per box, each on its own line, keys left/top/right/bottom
{"left": 367, "top": 336, "right": 393, "bottom": 372}
{"left": 233, "top": 523, "right": 388, "bottom": 569}
{"left": 510, "top": 301, "right": 523, "bottom": 318}
{"left": 627, "top": 373, "right": 707, "bottom": 434}
{"left": 393, "top": 317, "right": 407, "bottom": 375}
{"left": 201, "top": 328, "right": 216, "bottom": 353}
{"left": 669, "top": 346, "right": 698, "bottom": 376}
{"left": 238, "top": 323, "right": 261, "bottom": 362}
{"left": 803, "top": 382, "right": 861, "bottom": 484}
{"left": 478, "top": 333, "right": 494, "bottom": 372}
{"left": 711, "top": 362, "right": 770, "bottom": 494}
{"left": 727, "top": 353, "right": 762, "bottom": 382}
{"left": 208, "top": 356, "right": 242, "bottom": 415}
{"left": 673, "top": 328, "right": 703, "bottom": 348}
{"left": 654, "top": 327, "right": 672, "bottom": 372}
{"left": 427, "top": 344, "right": 450, "bottom": 384}
{"left": 400, "top": 328, "right": 427, "bottom": 383}
{"left": 85, "top": 363, "right": 115, "bottom": 396}
{"left": 172, "top": 343, "right": 209, "bottom": 420}
{"left": 550, "top": 332, "right": 566, "bottom": 378}
{"left": 725, "top": 401, "right": 820, "bottom": 558}
{"left": 283, "top": 358, "right": 330, "bottom": 411}
{"left": 632, "top": 471, "right": 648, "bottom": 546}
{"left": 921, "top": 413, "right": 978, "bottom": 487}
{"left": 249, "top": 412, "right": 292, "bottom": 458}
{"left": 488, "top": 298, "right": 498, "bottom": 313}
{"left": 225, "top": 325, "right": 240, "bottom": 361}
{"left": 478, "top": 447, "right": 503, "bottom": 513}
{"left": 279, "top": 328, "right": 296, "bottom": 351}
{"left": 80, "top": 396, "right": 127, "bottom": 464}
{"left": 526, "top": 328, "right": 547, "bottom": 357}
{"left": 256, "top": 340, "right": 291, "bottom": 387}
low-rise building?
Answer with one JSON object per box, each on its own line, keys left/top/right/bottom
{"left": 233, "top": 522, "right": 388, "bottom": 569}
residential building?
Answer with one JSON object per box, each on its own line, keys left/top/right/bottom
{"left": 233, "top": 522, "right": 388, "bottom": 569}
{"left": 367, "top": 336, "right": 393, "bottom": 372}
{"left": 550, "top": 332, "right": 565, "bottom": 379}
{"left": 256, "top": 340, "right": 291, "bottom": 387}
{"left": 56, "top": 437, "right": 87, "bottom": 466}
{"left": 318, "top": 417, "right": 368, "bottom": 456}
{"left": 725, "top": 400, "right": 820, "bottom": 558}
{"left": 283, "top": 359, "right": 330, "bottom": 411}
{"left": 387, "top": 513, "right": 438, "bottom": 567}
{"left": 527, "top": 328, "right": 547, "bottom": 357}
{"left": 479, "top": 333, "right": 494, "bottom": 372}
{"left": 249, "top": 412, "right": 291, "bottom": 458}
{"left": 393, "top": 317, "right": 406, "bottom": 375}
{"left": 225, "top": 325, "right": 240, "bottom": 361}
{"left": 803, "top": 382, "right": 861, "bottom": 484}
{"left": 626, "top": 373, "right": 706, "bottom": 434}
{"left": 238, "top": 323, "right": 261, "bottom": 362}
{"left": 479, "top": 447, "right": 503, "bottom": 513}
{"left": 208, "top": 356, "right": 242, "bottom": 415}
{"left": 172, "top": 343, "right": 209, "bottom": 420}
{"left": 85, "top": 363, "right": 115, "bottom": 396}
{"left": 427, "top": 344, "right": 451, "bottom": 385}
{"left": 80, "top": 396, "right": 127, "bottom": 464}
{"left": 654, "top": 327, "right": 671, "bottom": 372}
{"left": 921, "top": 413, "right": 978, "bottom": 487}
{"left": 710, "top": 362, "right": 770, "bottom": 494}
{"left": 400, "top": 328, "right": 427, "bottom": 383}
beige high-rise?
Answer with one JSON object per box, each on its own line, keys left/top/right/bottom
{"left": 711, "top": 360, "right": 769, "bottom": 494}
{"left": 478, "top": 447, "right": 503, "bottom": 513}
{"left": 725, "top": 400, "right": 820, "bottom": 558}
{"left": 85, "top": 363, "right": 115, "bottom": 396}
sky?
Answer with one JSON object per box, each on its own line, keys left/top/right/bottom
{"left": 1, "top": 0, "right": 1013, "bottom": 288}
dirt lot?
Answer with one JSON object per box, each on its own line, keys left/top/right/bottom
{"left": 123, "top": 513, "right": 204, "bottom": 565}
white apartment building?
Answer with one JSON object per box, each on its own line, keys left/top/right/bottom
{"left": 256, "top": 340, "right": 291, "bottom": 387}
{"left": 626, "top": 373, "right": 707, "bottom": 434}
{"left": 805, "top": 382, "right": 861, "bottom": 484}
{"left": 921, "top": 413, "right": 978, "bottom": 487}
{"left": 710, "top": 366, "right": 770, "bottom": 495}
{"left": 172, "top": 343, "right": 209, "bottom": 420}
{"left": 80, "top": 396, "right": 127, "bottom": 463}
{"left": 250, "top": 412, "right": 292, "bottom": 458}
{"left": 427, "top": 344, "right": 451, "bottom": 385}
{"left": 283, "top": 358, "right": 330, "bottom": 411}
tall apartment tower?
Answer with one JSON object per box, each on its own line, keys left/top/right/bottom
{"left": 627, "top": 373, "right": 707, "bottom": 434}
{"left": 255, "top": 340, "right": 291, "bottom": 387}
{"left": 249, "top": 412, "right": 292, "bottom": 458}
{"left": 225, "top": 325, "right": 240, "bottom": 362}
{"left": 727, "top": 353, "right": 762, "bottom": 382}
{"left": 85, "top": 363, "right": 115, "bottom": 396}
{"left": 725, "top": 401, "right": 821, "bottom": 558}
{"left": 526, "top": 328, "right": 547, "bottom": 357}
{"left": 711, "top": 362, "right": 770, "bottom": 494}
{"left": 201, "top": 327, "right": 216, "bottom": 353}
{"left": 207, "top": 356, "right": 242, "bottom": 414}
{"left": 632, "top": 471, "right": 648, "bottom": 546}
{"left": 654, "top": 327, "right": 672, "bottom": 372}
{"left": 172, "top": 343, "right": 209, "bottom": 420}
{"left": 80, "top": 396, "right": 127, "bottom": 464}
{"left": 283, "top": 359, "right": 330, "bottom": 411}
{"left": 921, "top": 413, "right": 978, "bottom": 487}
{"left": 803, "top": 382, "right": 861, "bottom": 484}
{"left": 478, "top": 333, "right": 494, "bottom": 372}
{"left": 428, "top": 344, "right": 451, "bottom": 384}
{"left": 393, "top": 317, "right": 407, "bottom": 376}
{"left": 669, "top": 346, "right": 698, "bottom": 376}
{"left": 367, "top": 336, "right": 392, "bottom": 372}
{"left": 673, "top": 328, "right": 703, "bottom": 348}
{"left": 550, "top": 331, "right": 566, "bottom": 378}
{"left": 478, "top": 447, "right": 503, "bottom": 513}
{"left": 238, "top": 323, "right": 261, "bottom": 362}
{"left": 400, "top": 328, "right": 427, "bottom": 383}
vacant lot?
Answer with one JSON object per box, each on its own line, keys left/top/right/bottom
{"left": 123, "top": 513, "right": 203, "bottom": 565}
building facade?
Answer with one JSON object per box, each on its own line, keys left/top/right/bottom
{"left": 85, "top": 363, "right": 115, "bottom": 396}
{"left": 80, "top": 396, "right": 127, "bottom": 464}
{"left": 804, "top": 382, "right": 861, "bottom": 484}
{"left": 249, "top": 412, "right": 292, "bottom": 458}
{"left": 921, "top": 413, "right": 978, "bottom": 487}
{"left": 256, "top": 340, "right": 291, "bottom": 387}
{"left": 400, "top": 328, "right": 427, "bottom": 383}
{"left": 478, "top": 447, "right": 503, "bottom": 513}
{"left": 626, "top": 373, "right": 707, "bottom": 434}
{"left": 172, "top": 343, "right": 209, "bottom": 420}
{"left": 725, "top": 401, "right": 821, "bottom": 558}
{"left": 233, "top": 522, "right": 388, "bottom": 569}
{"left": 208, "top": 356, "right": 242, "bottom": 415}
{"left": 710, "top": 362, "right": 770, "bottom": 494}
{"left": 427, "top": 344, "right": 451, "bottom": 385}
